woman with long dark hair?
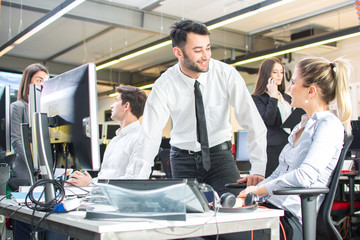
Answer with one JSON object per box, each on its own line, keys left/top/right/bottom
{"left": 252, "top": 57, "right": 292, "bottom": 177}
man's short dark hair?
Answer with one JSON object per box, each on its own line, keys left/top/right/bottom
{"left": 115, "top": 85, "right": 147, "bottom": 119}
{"left": 169, "top": 20, "right": 210, "bottom": 49}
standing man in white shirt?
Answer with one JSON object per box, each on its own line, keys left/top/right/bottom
{"left": 139, "top": 19, "right": 267, "bottom": 196}
{"left": 67, "top": 85, "right": 147, "bottom": 186}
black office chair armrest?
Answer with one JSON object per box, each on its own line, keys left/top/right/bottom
{"left": 274, "top": 187, "right": 329, "bottom": 240}
{"left": 273, "top": 187, "right": 329, "bottom": 197}
{"left": 225, "top": 183, "right": 247, "bottom": 189}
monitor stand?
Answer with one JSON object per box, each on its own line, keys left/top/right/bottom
{"left": 32, "top": 112, "right": 56, "bottom": 203}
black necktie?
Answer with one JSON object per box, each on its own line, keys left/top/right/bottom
{"left": 194, "top": 80, "right": 210, "bottom": 171}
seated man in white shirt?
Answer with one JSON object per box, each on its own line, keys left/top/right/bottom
{"left": 67, "top": 85, "right": 147, "bottom": 186}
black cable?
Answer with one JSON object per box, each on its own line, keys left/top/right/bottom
{"left": 0, "top": 193, "right": 12, "bottom": 202}
{"left": 25, "top": 179, "right": 65, "bottom": 212}
{"left": 31, "top": 211, "right": 51, "bottom": 239}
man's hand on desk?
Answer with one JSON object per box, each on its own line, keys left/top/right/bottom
{"left": 66, "top": 170, "right": 93, "bottom": 187}
{"left": 237, "top": 174, "right": 265, "bottom": 186}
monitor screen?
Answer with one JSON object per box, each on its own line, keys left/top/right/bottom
{"left": 235, "top": 130, "right": 249, "bottom": 161}
{"left": 99, "top": 124, "right": 103, "bottom": 140}
{"left": 235, "top": 130, "right": 251, "bottom": 172}
{"left": 106, "top": 124, "right": 118, "bottom": 140}
{"left": 40, "top": 63, "right": 100, "bottom": 171}
{"left": 0, "top": 85, "right": 11, "bottom": 152}
{"left": 349, "top": 120, "right": 360, "bottom": 152}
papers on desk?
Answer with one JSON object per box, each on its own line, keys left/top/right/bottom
{"left": 343, "top": 160, "right": 354, "bottom": 171}
{"left": 18, "top": 185, "right": 92, "bottom": 198}
{"left": 11, "top": 192, "right": 44, "bottom": 204}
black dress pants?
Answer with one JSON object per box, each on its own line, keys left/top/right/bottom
{"left": 170, "top": 146, "right": 241, "bottom": 196}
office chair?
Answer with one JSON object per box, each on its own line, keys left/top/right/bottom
{"left": 331, "top": 169, "right": 360, "bottom": 237}
{"left": 273, "top": 135, "right": 353, "bottom": 240}
{"left": 150, "top": 147, "right": 172, "bottom": 179}
{"left": 158, "top": 148, "right": 172, "bottom": 178}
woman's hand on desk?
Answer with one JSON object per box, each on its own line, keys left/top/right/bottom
{"left": 66, "top": 170, "right": 93, "bottom": 187}
{"left": 237, "top": 185, "right": 269, "bottom": 199}
{"left": 237, "top": 174, "right": 265, "bottom": 186}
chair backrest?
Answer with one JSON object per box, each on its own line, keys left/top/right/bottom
{"left": 316, "top": 134, "right": 353, "bottom": 239}
{"left": 158, "top": 148, "right": 172, "bottom": 178}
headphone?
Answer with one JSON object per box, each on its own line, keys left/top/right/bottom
{"left": 217, "top": 192, "right": 268, "bottom": 213}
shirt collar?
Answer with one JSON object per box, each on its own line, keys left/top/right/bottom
{"left": 290, "top": 110, "right": 335, "bottom": 142}
{"left": 116, "top": 120, "right": 140, "bottom": 137}
{"left": 176, "top": 59, "right": 212, "bottom": 89}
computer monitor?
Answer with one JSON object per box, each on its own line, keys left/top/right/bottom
{"left": 235, "top": 130, "right": 251, "bottom": 172}
{"left": 98, "top": 123, "right": 104, "bottom": 140}
{"left": 39, "top": 63, "right": 101, "bottom": 173}
{"left": 105, "top": 123, "right": 118, "bottom": 140}
{"left": 0, "top": 85, "right": 11, "bottom": 153}
{"left": 348, "top": 120, "right": 360, "bottom": 153}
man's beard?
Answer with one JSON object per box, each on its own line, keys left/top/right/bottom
{"left": 183, "top": 51, "right": 209, "bottom": 73}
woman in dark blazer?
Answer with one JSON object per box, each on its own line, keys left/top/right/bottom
{"left": 252, "top": 57, "right": 292, "bottom": 177}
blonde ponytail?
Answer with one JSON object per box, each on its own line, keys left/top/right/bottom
{"left": 333, "top": 58, "right": 352, "bottom": 135}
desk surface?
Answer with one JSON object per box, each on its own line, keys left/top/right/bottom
{"left": 0, "top": 199, "right": 283, "bottom": 240}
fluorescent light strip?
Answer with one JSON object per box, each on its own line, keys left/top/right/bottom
{"left": 14, "top": 0, "right": 86, "bottom": 45}
{"left": 108, "top": 92, "right": 119, "bottom": 98}
{"left": 120, "top": 40, "right": 172, "bottom": 61}
{"left": 96, "top": 40, "right": 172, "bottom": 70}
{"left": 208, "top": 0, "right": 295, "bottom": 30}
{"left": 138, "top": 83, "right": 154, "bottom": 90}
{"left": 0, "top": 0, "right": 85, "bottom": 57}
{"left": 96, "top": 59, "right": 121, "bottom": 71}
{"left": 0, "top": 45, "right": 15, "bottom": 57}
{"left": 233, "top": 31, "right": 360, "bottom": 66}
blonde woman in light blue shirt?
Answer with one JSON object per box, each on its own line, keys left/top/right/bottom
{"left": 237, "top": 56, "right": 352, "bottom": 239}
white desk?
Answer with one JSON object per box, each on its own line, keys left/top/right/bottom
{"left": 0, "top": 199, "right": 283, "bottom": 240}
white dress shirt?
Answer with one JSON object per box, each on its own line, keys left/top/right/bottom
{"left": 139, "top": 58, "right": 267, "bottom": 176}
{"left": 95, "top": 120, "right": 145, "bottom": 181}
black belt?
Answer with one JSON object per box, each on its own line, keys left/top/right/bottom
{"left": 173, "top": 141, "right": 232, "bottom": 155}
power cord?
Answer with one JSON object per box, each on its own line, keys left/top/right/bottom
{"left": 25, "top": 179, "right": 65, "bottom": 212}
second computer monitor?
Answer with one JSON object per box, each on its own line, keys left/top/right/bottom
{"left": 40, "top": 63, "right": 100, "bottom": 171}
{"left": 106, "top": 123, "right": 119, "bottom": 141}
{"left": 235, "top": 130, "right": 251, "bottom": 173}
{"left": 0, "top": 85, "right": 10, "bottom": 152}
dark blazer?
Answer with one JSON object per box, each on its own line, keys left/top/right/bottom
{"left": 252, "top": 93, "right": 291, "bottom": 146}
